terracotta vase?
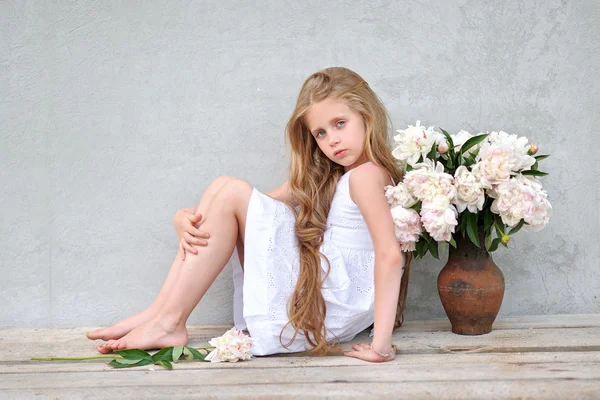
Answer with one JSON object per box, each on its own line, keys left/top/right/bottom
{"left": 437, "top": 229, "right": 505, "bottom": 335}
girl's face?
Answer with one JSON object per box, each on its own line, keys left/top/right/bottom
{"left": 304, "top": 98, "right": 368, "bottom": 172}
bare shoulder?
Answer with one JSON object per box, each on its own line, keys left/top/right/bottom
{"left": 349, "top": 163, "right": 392, "bottom": 198}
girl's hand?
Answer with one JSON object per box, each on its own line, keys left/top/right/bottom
{"left": 174, "top": 209, "right": 210, "bottom": 260}
{"left": 343, "top": 343, "right": 396, "bottom": 363}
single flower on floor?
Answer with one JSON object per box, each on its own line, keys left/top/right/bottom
{"left": 205, "top": 327, "right": 253, "bottom": 363}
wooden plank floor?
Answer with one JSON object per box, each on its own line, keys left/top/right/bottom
{"left": 1, "top": 314, "right": 599, "bottom": 399}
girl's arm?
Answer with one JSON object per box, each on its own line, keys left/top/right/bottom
{"left": 347, "top": 163, "right": 404, "bottom": 361}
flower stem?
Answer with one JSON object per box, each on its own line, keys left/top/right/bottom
{"left": 31, "top": 355, "right": 122, "bottom": 361}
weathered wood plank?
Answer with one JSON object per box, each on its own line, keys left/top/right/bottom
{"left": 399, "top": 313, "right": 600, "bottom": 332}
{"left": 2, "top": 380, "right": 600, "bottom": 400}
{"left": 1, "top": 315, "right": 599, "bottom": 399}
{"left": 2, "top": 351, "right": 599, "bottom": 374}
{"left": 5, "top": 326, "right": 600, "bottom": 363}
{"left": 2, "top": 362, "right": 600, "bottom": 388}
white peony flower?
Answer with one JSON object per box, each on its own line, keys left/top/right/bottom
{"left": 420, "top": 200, "right": 459, "bottom": 242}
{"left": 390, "top": 205, "right": 423, "bottom": 251}
{"left": 486, "top": 131, "right": 536, "bottom": 172}
{"left": 488, "top": 175, "right": 552, "bottom": 230}
{"left": 404, "top": 159, "right": 457, "bottom": 205}
{"left": 392, "top": 121, "right": 445, "bottom": 166}
{"left": 205, "top": 328, "right": 253, "bottom": 363}
{"left": 476, "top": 142, "right": 517, "bottom": 188}
{"left": 453, "top": 165, "right": 485, "bottom": 213}
{"left": 384, "top": 184, "right": 417, "bottom": 208}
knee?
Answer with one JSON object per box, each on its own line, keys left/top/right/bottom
{"left": 218, "top": 178, "right": 253, "bottom": 203}
{"left": 211, "top": 175, "right": 236, "bottom": 188}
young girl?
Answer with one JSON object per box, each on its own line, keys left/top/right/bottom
{"left": 87, "top": 67, "right": 412, "bottom": 363}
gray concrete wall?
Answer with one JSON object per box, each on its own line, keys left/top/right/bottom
{"left": 1, "top": 0, "right": 598, "bottom": 328}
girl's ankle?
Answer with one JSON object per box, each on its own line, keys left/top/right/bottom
{"left": 154, "top": 313, "right": 187, "bottom": 332}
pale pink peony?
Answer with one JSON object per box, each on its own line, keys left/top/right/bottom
{"left": 486, "top": 131, "right": 536, "bottom": 172}
{"left": 206, "top": 328, "right": 253, "bottom": 363}
{"left": 437, "top": 142, "right": 449, "bottom": 154}
{"left": 390, "top": 205, "right": 422, "bottom": 251}
{"left": 404, "top": 159, "right": 456, "bottom": 205}
{"left": 453, "top": 166, "right": 485, "bottom": 213}
{"left": 488, "top": 175, "right": 552, "bottom": 231}
{"left": 476, "top": 143, "right": 517, "bottom": 187}
{"left": 420, "top": 201, "right": 459, "bottom": 242}
{"left": 384, "top": 184, "right": 417, "bottom": 208}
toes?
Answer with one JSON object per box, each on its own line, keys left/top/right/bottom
{"left": 109, "top": 340, "right": 124, "bottom": 350}
{"left": 97, "top": 344, "right": 112, "bottom": 354}
{"left": 86, "top": 330, "right": 101, "bottom": 340}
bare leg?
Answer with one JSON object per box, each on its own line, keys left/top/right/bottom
{"left": 99, "top": 178, "right": 252, "bottom": 352}
{"left": 87, "top": 176, "right": 238, "bottom": 341}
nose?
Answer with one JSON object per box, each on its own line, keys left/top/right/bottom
{"left": 328, "top": 132, "right": 340, "bottom": 146}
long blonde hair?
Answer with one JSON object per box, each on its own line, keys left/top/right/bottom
{"left": 283, "top": 67, "right": 412, "bottom": 354}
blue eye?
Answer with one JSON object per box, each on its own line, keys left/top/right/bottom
{"left": 336, "top": 120, "right": 345, "bottom": 127}
{"left": 316, "top": 130, "right": 326, "bottom": 138}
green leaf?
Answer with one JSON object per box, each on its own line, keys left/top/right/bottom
{"left": 485, "top": 230, "right": 493, "bottom": 251}
{"left": 186, "top": 347, "right": 206, "bottom": 361}
{"left": 488, "top": 238, "right": 501, "bottom": 252}
{"left": 182, "top": 347, "right": 194, "bottom": 361}
{"left": 440, "top": 128, "right": 454, "bottom": 149}
{"left": 156, "top": 360, "right": 173, "bottom": 370}
{"left": 449, "top": 235, "right": 456, "bottom": 248}
{"left": 108, "top": 359, "right": 152, "bottom": 369}
{"left": 493, "top": 214, "right": 505, "bottom": 237}
{"left": 457, "top": 214, "right": 466, "bottom": 237}
{"left": 405, "top": 164, "right": 413, "bottom": 172}
{"left": 466, "top": 212, "right": 481, "bottom": 248}
{"left": 415, "top": 241, "right": 424, "bottom": 259}
{"left": 521, "top": 170, "right": 548, "bottom": 177}
{"left": 484, "top": 210, "right": 493, "bottom": 232}
{"left": 459, "top": 134, "right": 488, "bottom": 155}
{"left": 151, "top": 347, "right": 174, "bottom": 362}
{"left": 446, "top": 156, "right": 454, "bottom": 169}
{"left": 116, "top": 349, "right": 153, "bottom": 361}
{"left": 427, "top": 142, "right": 437, "bottom": 161}
{"left": 172, "top": 346, "right": 184, "bottom": 362}
{"left": 427, "top": 239, "right": 440, "bottom": 260}
{"left": 534, "top": 154, "right": 550, "bottom": 161}
{"left": 112, "top": 358, "right": 144, "bottom": 365}
{"left": 508, "top": 219, "right": 526, "bottom": 235}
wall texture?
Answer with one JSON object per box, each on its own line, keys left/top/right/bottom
{"left": 1, "top": 0, "right": 599, "bottom": 328}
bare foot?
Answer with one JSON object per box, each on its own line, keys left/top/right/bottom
{"left": 97, "top": 317, "right": 188, "bottom": 353}
{"left": 87, "top": 309, "right": 156, "bottom": 341}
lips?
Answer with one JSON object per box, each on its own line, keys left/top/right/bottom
{"left": 334, "top": 149, "right": 347, "bottom": 157}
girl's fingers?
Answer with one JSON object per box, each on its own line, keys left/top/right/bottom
{"left": 184, "top": 231, "right": 208, "bottom": 246}
{"left": 192, "top": 229, "right": 210, "bottom": 239}
{"left": 343, "top": 350, "right": 359, "bottom": 359}
{"left": 182, "top": 239, "right": 198, "bottom": 255}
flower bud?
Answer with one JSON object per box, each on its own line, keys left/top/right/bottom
{"left": 437, "top": 142, "right": 449, "bottom": 154}
{"left": 528, "top": 142, "right": 539, "bottom": 155}
{"left": 501, "top": 234, "right": 511, "bottom": 244}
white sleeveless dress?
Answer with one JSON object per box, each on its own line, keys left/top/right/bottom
{"left": 230, "top": 167, "right": 376, "bottom": 355}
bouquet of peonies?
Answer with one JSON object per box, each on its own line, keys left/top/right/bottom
{"left": 386, "top": 121, "right": 552, "bottom": 259}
